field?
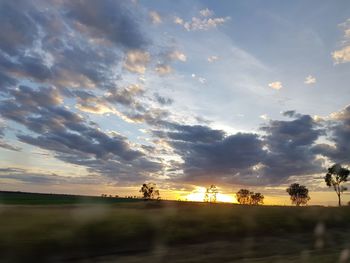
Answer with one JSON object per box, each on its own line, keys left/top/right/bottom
{"left": 1, "top": 192, "right": 350, "bottom": 262}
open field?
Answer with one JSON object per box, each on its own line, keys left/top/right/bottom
{"left": 0, "top": 192, "right": 350, "bottom": 262}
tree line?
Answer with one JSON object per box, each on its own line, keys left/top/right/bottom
{"left": 137, "top": 163, "right": 349, "bottom": 207}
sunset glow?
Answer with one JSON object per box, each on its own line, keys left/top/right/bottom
{"left": 185, "top": 187, "right": 237, "bottom": 203}
{"left": 0, "top": 0, "right": 349, "bottom": 206}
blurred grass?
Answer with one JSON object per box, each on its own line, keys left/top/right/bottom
{"left": 1, "top": 192, "right": 350, "bottom": 262}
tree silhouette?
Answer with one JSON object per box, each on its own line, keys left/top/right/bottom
{"left": 250, "top": 192, "right": 264, "bottom": 205}
{"left": 325, "top": 164, "right": 350, "bottom": 206}
{"left": 286, "top": 183, "right": 310, "bottom": 206}
{"left": 139, "top": 183, "right": 160, "bottom": 200}
{"left": 236, "top": 189, "right": 252, "bottom": 205}
{"left": 204, "top": 185, "right": 219, "bottom": 202}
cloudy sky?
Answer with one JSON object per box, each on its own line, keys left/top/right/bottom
{"left": 0, "top": 0, "right": 350, "bottom": 205}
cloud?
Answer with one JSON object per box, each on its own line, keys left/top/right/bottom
{"left": 199, "top": 8, "right": 214, "bottom": 17}
{"left": 75, "top": 92, "right": 114, "bottom": 115}
{"left": 0, "top": 1, "right": 39, "bottom": 56}
{"left": 0, "top": 85, "right": 162, "bottom": 182}
{"left": 174, "top": 16, "right": 184, "bottom": 25}
{"left": 304, "top": 75, "right": 316, "bottom": 84}
{"left": 0, "top": 2, "right": 129, "bottom": 91}
{"left": 268, "top": 81, "right": 282, "bottom": 90}
{"left": 191, "top": 74, "right": 206, "bottom": 84}
{"left": 0, "top": 141, "right": 21, "bottom": 152}
{"left": 207, "top": 55, "right": 219, "bottom": 62}
{"left": 0, "top": 0, "right": 175, "bottom": 184}
{"left": 149, "top": 11, "right": 162, "bottom": 24}
{"left": 158, "top": 126, "right": 265, "bottom": 185}
{"left": 65, "top": 0, "right": 148, "bottom": 49}
{"left": 154, "top": 93, "right": 174, "bottom": 106}
{"left": 123, "top": 50, "right": 150, "bottom": 74}
{"left": 283, "top": 110, "right": 301, "bottom": 118}
{"left": 0, "top": 167, "right": 103, "bottom": 185}
{"left": 332, "top": 18, "right": 350, "bottom": 64}
{"left": 168, "top": 51, "right": 187, "bottom": 62}
{"left": 106, "top": 85, "right": 144, "bottom": 108}
{"left": 155, "top": 64, "right": 172, "bottom": 75}
{"left": 198, "top": 77, "right": 206, "bottom": 84}
{"left": 183, "top": 17, "right": 230, "bottom": 31}
{"left": 260, "top": 114, "right": 269, "bottom": 120}
{"left": 149, "top": 112, "right": 326, "bottom": 186}
{"left": 332, "top": 46, "right": 350, "bottom": 64}
{"left": 313, "top": 105, "right": 350, "bottom": 163}
{"left": 174, "top": 10, "right": 230, "bottom": 31}
{"left": 260, "top": 114, "right": 324, "bottom": 182}
{"left": 152, "top": 50, "right": 186, "bottom": 76}
{"left": 0, "top": 124, "right": 20, "bottom": 151}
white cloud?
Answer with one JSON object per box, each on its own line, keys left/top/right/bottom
{"left": 123, "top": 50, "right": 150, "bottom": 74}
{"left": 198, "top": 77, "right": 206, "bottom": 84}
{"left": 199, "top": 8, "right": 214, "bottom": 17}
{"left": 155, "top": 64, "right": 172, "bottom": 75}
{"left": 339, "top": 18, "right": 350, "bottom": 41}
{"left": 191, "top": 73, "right": 206, "bottom": 84}
{"left": 268, "top": 81, "right": 282, "bottom": 90}
{"left": 174, "top": 12, "right": 230, "bottom": 31}
{"left": 260, "top": 114, "right": 269, "bottom": 120}
{"left": 332, "top": 18, "right": 350, "bottom": 64}
{"left": 149, "top": 11, "right": 162, "bottom": 24}
{"left": 304, "top": 75, "right": 316, "bottom": 85}
{"left": 332, "top": 46, "right": 350, "bottom": 64}
{"left": 207, "top": 55, "right": 219, "bottom": 62}
{"left": 174, "top": 8, "right": 231, "bottom": 31}
{"left": 183, "top": 17, "right": 230, "bottom": 31}
{"left": 169, "top": 50, "right": 187, "bottom": 62}
{"left": 174, "top": 16, "right": 184, "bottom": 25}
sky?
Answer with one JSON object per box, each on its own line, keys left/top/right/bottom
{"left": 0, "top": 0, "right": 350, "bottom": 206}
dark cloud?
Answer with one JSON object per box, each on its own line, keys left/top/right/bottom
{"left": 106, "top": 85, "right": 144, "bottom": 107}
{"left": 174, "top": 133, "right": 265, "bottom": 183}
{"left": 282, "top": 110, "right": 301, "bottom": 118}
{"left": 152, "top": 114, "right": 325, "bottom": 186}
{"left": 0, "top": 0, "right": 162, "bottom": 184}
{"left": 0, "top": 85, "right": 162, "bottom": 182}
{"left": 0, "top": 0, "right": 147, "bottom": 91}
{"left": 0, "top": 122, "right": 21, "bottom": 151}
{"left": 157, "top": 124, "right": 225, "bottom": 143}
{"left": 0, "top": 1, "right": 38, "bottom": 55}
{"left": 154, "top": 93, "right": 174, "bottom": 105}
{"left": 65, "top": 0, "right": 148, "bottom": 49}
{"left": 260, "top": 114, "right": 324, "bottom": 183}
{"left": 0, "top": 71, "right": 17, "bottom": 87}
{"left": 152, "top": 123, "right": 265, "bottom": 184}
{"left": 0, "top": 141, "right": 21, "bottom": 152}
{"left": 313, "top": 105, "right": 350, "bottom": 163}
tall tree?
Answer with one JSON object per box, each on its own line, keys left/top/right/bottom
{"left": 139, "top": 183, "right": 160, "bottom": 200}
{"left": 204, "top": 185, "right": 219, "bottom": 203}
{"left": 236, "top": 189, "right": 252, "bottom": 205}
{"left": 286, "top": 183, "right": 310, "bottom": 206}
{"left": 250, "top": 192, "right": 264, "bottom": 205}
{"left": 325, "top": 164, "right": 350, "bottom": 206}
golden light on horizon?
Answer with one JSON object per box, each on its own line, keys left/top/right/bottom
{"left": 184, "top": 186, "right": 237, "bottom": 203}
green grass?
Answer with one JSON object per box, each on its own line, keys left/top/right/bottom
{"left": 1, "top": 192, "right": 350, "bottom": 262}
{"left": 0, "top": 191, "right": 143, "bottom": 205}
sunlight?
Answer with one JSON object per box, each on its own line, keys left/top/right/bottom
{"left": 185, "top": 186, "right": 237, "bottom": 203}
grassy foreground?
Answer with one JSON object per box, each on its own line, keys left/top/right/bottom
{"left": 0, "top": 192, "right": 350, "bottom": 262}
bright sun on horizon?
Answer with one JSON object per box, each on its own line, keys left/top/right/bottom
{"left": 184, "top": 187, "right": 237, "bottom": 203}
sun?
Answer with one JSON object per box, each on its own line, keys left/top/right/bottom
{"left": 185, "top": 186, "right": 237, "bottom": 203}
